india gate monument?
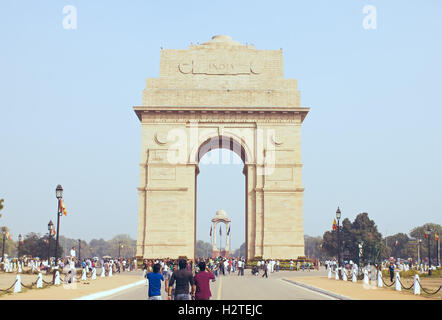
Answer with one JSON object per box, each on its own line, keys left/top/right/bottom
{"left": 134, "top": 35, "right": 309, "bottom": 260}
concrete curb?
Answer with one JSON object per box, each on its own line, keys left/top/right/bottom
{"left": 282, "top": 278, "right": 352, "bottom": 300}
{"left": 73, "top": 279, "right": 146, "bottom": 300}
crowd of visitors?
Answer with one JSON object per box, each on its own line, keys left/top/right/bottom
{"left": 0, "top": 245, "right": 137, "bottom": 277}
{"left": 142, "top": 256, "right": 321, "bottom": 300}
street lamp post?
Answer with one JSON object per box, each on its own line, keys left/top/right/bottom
{"left": 336, "top": 207, "right": 342, "bottom": 268}
{"left": 1, "top": 230, "right": 6, "bottom": 264}
{"left": 417, "top": 239, "right": 422, "bottom": 266}
{"left": 358, "top": 240, "right": 363, "bottom": 271}
{"left": 118, "top": 242, "right": 121, "bottom": 259}
{"left": 53, "top": 185, "right": 63, "bottom": 283}
{"left": 78, "top": 239, "right": 81, "bottom": 265}
{"left": 425, "top": 228, "right": 432, "bottom": 276}
{"left": 437, "top": 235, "right": 440, "bottom": 267}
{"left": 18, "top": 234, "right": 22, "bottom": 260}
{"left": 48, "top": 220, "right": 54, "bottom": 268}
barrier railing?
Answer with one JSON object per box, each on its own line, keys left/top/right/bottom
{"left": 0, "top": 267, "right": 102, "bottom": 294}
{"left": 327, "top": 267, "right": 441, "bottom": 296}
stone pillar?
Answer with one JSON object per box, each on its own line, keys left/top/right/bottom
{"left": 212, "top": 222, "right": 217, "bottom": 252}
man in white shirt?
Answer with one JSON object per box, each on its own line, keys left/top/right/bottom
{"left": 237, "top": 259, "right": 243, "bottom": 276}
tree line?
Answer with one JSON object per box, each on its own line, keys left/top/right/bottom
{"left": 1, "top": 230, "right": 136, "bottom": 260}
{"left": 305, "top": 212, "right": 441, "bottom": 264}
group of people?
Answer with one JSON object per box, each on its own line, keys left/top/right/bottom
{"left": 325, "top": 257, "right": 440, "bottom": 282}
{"left": 142, "top": 256, "right": 323, "bottom": 300}
{"left": 1, "top": 251, "right": 137, "bottom": 279}
{"left": 142, "top": 256, "right": 247, "bottom": 279}
{"left": 144, "top": 258, "right": 217, "bottom": 300}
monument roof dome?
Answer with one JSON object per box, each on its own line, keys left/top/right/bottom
{"left": 202, "top": 35, "right": 244, "bottom": 47}
{"left": 216, "top": 209, "right": 228, "bottom": 218}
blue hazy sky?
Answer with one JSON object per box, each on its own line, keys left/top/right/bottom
{"left": 1, "top": 1, "right": 441, "bottom": 251}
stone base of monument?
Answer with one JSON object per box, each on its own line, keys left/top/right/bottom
{"left": 211, "top": 250, "right": 229, "bottom": 258}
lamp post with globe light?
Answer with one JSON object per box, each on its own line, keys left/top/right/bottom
{"left": 53, "top": 185, "right": 63, "bottom": 283}
{"left": 18, "top": 234, "right": 23, "bottom": 260}
{"left": 336, "top": 207, "right": 342, "bottom": 268}
{"left": 424, "top": 228, "right": 432, "bottom": 276}
{"left": 48, "top": 220, "right": 54, "bottom": 268}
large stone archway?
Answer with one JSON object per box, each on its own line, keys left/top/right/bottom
{"left": 134, "top": 35, "right": 309, "bottom": 260}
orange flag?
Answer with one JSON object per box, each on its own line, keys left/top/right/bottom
{"left": 332, "top": 219, "right": 337, "bottom": 231}
{"left": 62, "top": 201, "right": 67, "bottom": 216}
{"left": 436, "top": 233, "right": 439, "bottom": 241}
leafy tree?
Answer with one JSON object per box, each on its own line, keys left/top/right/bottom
{"left": 322, "top": 212, "right": 383, "bottom": 264}
{"left": 232, "top": 242, "right": 245, "bottom": 258}
{"left": 304, "top": 235, "right": 328, "bottom": 259}
{"left": 1, "top": 226, "right": 16, "bottom": 258}
{"left": 59, "top": 235, "right": 80, "bottom": 259}
{"left": 385, "top": 233, "right": 410, "bottom": 259}
{"left": 89, "top": 238, "right": 110, "bottom": 258}
{"left": 0, "top": 199, "right": 4, "bottom": 218}
{"left": 20, "top": 232, "right": 63, "bottom": 259}
{"left": 196, "top": 240, "right": 212, "bottom": 258}
{"left": 108, "top": 234, "right": 136, "bottom": 258}
{"left": 409, "top": 223, "right": 441, "bottom": 263}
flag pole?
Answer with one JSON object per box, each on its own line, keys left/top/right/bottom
{"left": 438, "top": 237, "right": 440, "bottom": 267}
{"left": 229, "top": 225, "right": 231, "bottom": 258}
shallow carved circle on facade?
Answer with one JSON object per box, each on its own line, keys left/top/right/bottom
{"left": 154, "top": 132, "right": 168, "bottom": 145}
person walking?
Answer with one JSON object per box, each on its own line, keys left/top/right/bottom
{"left": 219, "top": 260, "right": 225, "bottom": 276}
{"left": 192, "top": 261, "right": 215, "bottom": 300}
{"left": 213, "top": 262, "right": 218, "bottom": 277}
{"left": 146, "top": 263, "right": 164, "bottom": 300}
{"left": 162, "top": 261, "right": 169, "bottom": 278}
{"left": 165, "top": 263, "right": 177, "bottom": 298}
{"left": 389, "top": 262, "right": 395, "bottom": 282}
{"left": 168, "top": 259, "right": 194, "bottom": 300}
{"left": 237, "top": 259, "right": 243, "bottom": 276}
{"left": 262, "top": 261, "right": 268, "bottom": 278}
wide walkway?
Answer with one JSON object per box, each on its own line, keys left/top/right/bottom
{"left": 103, "top": 269, "right": 336, "bottom": 300}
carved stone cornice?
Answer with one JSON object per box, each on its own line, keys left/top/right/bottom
{"left": 134, "top": 106, "right": 309, "bottom": 123}
{"left": 254, "top": 187, "right": 305, "bottom": 193}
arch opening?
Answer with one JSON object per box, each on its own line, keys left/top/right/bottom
{"left": 195, "top": 137, "right": 247, "bottom": 259}
{"left": 196, "top": 136, "right": 248, "bottom": 164}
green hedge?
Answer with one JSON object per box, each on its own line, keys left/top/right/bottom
{"left": 245, "top": 260, "right": 315, "bottom": 270}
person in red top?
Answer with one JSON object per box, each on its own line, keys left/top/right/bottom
{"left": 192, "top": 261, "right": 215, "bottom": 300}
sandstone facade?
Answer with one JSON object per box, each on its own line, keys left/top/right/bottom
{"left": 134, "top": 35, "right": 309, "bottom": 260}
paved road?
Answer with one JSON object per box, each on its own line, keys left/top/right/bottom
{"left": 103, "top": 269, "right": 335, "bottom": 300}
